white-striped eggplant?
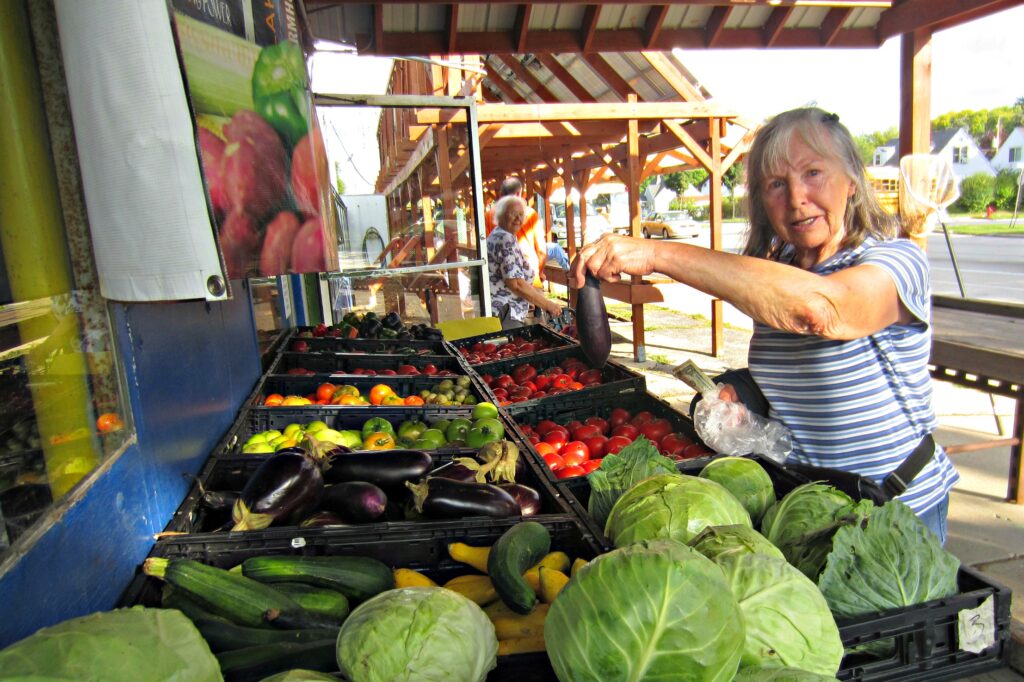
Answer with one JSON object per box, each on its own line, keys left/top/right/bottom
{"left": 499, "top": 483, "right": 542, "bottom": 516}
{"left": 231, "top": 452, "right": 324, "bottom": 531}
{"left": 406, "top": 477, "right": 520, "bottom": 519}
{"left": 576, "top": 271, "right": 611, "bottom": 367}
{"left": 319, "top": 481, "right": 387, "bottom": 522}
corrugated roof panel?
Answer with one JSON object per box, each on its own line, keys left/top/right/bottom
{"left": 596, "top": 5, "right": 625, "bottom": 30}
{"left": 383, "top": 4, "right": 410, "bottom": 32}
{"left": 525, "top": 56, "right": 575, "bottom": 102}
{"left": 732, "top": 7, "right": 774, "bottom": 30}
{"left": 791, "top": 7, "right": 830, "bottom": 29}
{"left": 530, "top": 5, "right": 558, "bottom": 32}
{"left": 618, "top": 4, "right": 651, "bottom": 30}
{"left": 458, "top": 5, "right": 489, "bottom": 32}
{"left": 561, "top": 54, "right": 614, "bottom": 101}
{"left": 848, "top": 7, "right": 884, "bottom": 30}
{"left": 484, "top": 5, "right": 518, "bottom": 32}
{"left": 415, "top": 4, "right": 446, "bottom": 33}
{"left": 306, "top": 4, "right": 372, "bottom": 46}
{"left": 552, "top": 5, "right": 587, "bottom": 31}
{"left": 603, "top": 52, "right": 660, "bottom": 101}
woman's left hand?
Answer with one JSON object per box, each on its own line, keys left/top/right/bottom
{"left": 568, "top": 234, "right": 657, "bottom": 287}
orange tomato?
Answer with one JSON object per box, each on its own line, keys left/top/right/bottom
{"left": 381, "top": 394, "right": 405, "bottom": 406}
{"left": 316, "top": 382, "right": 336, "bottom": 402}
{"left": 369, "top": 384, "right": 396, "bottom": 406}
{"left": 264, "top": 393, "right": 285, "bottom": 407}
{"left": 363, "top": 431, "right": 396, "bottom": 450}
{"left": 96, "top": 412, "right": 123, "bottom": 433}
{"left": 403, "top": 395, "right": 425, "bottom": 406}
{"left": 338, "top": 394, "right": 364, "bottom": 405}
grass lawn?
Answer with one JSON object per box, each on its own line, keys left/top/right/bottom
{"left": 945, "top": 222, "right": 1024, "bottom": 236}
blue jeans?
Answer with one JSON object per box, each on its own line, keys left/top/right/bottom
{"left": 546, "top": 242, "right": 569, "bottom": 270}
{"left": 917, "top": 495, "right": 950, "bottom": 546}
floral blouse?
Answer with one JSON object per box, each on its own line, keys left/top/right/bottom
{"left": 486, "top": 228, "right": 535, "bottom": 322}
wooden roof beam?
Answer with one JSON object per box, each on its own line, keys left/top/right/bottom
{"left": 644, "top": 5, "right": 669, "bottom": 49}
{"left": 705, "top": 6, "right": 731, "bottom": 47}
{"left": 496, "top": 54, "right": 560, "bottom": 102}
{"left": 641, "top": 51, "right": 704, "bottom": 102}
{"left": 580, "top": 5, "right": 601, "bottom": 52}
{"left": 536, "top": 54, "right": 594, "bottom": 102}
{"left": 763, "top": 6, "right": 793, "bottom": 47}
{"left": 580, "top": 53, "right": 635, "bottom": 100}
{"left": 484, "top": 68, "right": 529, "bottom": 103}
{"left": 664, "top": 119, "right": 714, "bottom": 170}
{"left": 447, "top": 4, "right": 459, "bottom": 54}
{"left": 878, "top": 0, "right": 1016, "bottom": 41}
{"left": 821, "top": 8, "right": 852, "bottom": 46}
{"left": 514, "top": 4, "right": 533, "bottom": 53}
{"left": 373, "top": 3, "right": 384, "bottom": 51}
{"left": 417, "top": 102, "right": 736, "bottom": 123}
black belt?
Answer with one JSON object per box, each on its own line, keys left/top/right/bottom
{"left": 880, "top": 433, "right": 937, "bottom": 500}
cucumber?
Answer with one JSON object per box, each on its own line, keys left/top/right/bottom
{"left": 143, "top": 557, "right": 331, "bottom": 629}
{"left": 274, "top": 582, "right": 350, "bottom": 622}
{"left": 241, "top": 555, "right": 393, "bottom": 603}
{"left": 487, "top": 521, "right": 551, "bottom": 614}
{"left": 191, "top": 618, "right": 338, "bottom": 653}
{"left": 216, "top": 639, "right": 338, "bottom": 682}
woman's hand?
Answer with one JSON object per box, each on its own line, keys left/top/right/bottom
{"left": 540, "top": 299, "right": 563, "bottom": 318}
{"left": 568, "top": 234, "right": 657, "bottom": 287}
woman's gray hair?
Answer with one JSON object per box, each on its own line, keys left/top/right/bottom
{"left": 743, "top": 107, "right": 897, "bottom": 260}
{"left": 494, "top": 195, "right": 527, "bottom": 230}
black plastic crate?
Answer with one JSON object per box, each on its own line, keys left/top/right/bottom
{"left": 164, "top": 437, "right": 574, "bottom": 535}
{"left": 249, "top": 374, "right": 489, "bottom": 410}
{"left": 269, "top": 351, "right": 463, "bottom": 376}
{"left": 123, "top": 516, "right": 599, "bottom": 682}
{"left": 834, "top": 565, "right": 1012, "bottom": 681}
{"left": 450, "top": 324, "right": 576, "bottom": 365}
{"left": 287, "top": 334, "right": 452, "bottom": 356}
{"left": 474, "top": 345, "right": 645, "bottom": 410}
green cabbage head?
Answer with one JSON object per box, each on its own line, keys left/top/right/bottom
{"left": 699, "top": 456, "right": 776, "bottom": 524}
{"left": 336, "top": 586, "right": 497, "bottom": 682}
{"left": 689, "top": 524, "right": 784, "bottom": 562}
{"left": 733, "top": 665, "right": 839, "bottom": 680}
{"left": 717, "top": 554, "right": 844, "bottom": 675}
{"left": 605, "top": 474, "right": 751, "bottom": 547}
{"left": 545, "top": 539, "right": 744, "bottom": 681}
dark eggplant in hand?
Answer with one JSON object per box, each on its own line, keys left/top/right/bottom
{"left": 323, "top": 449, "right": 432, "bottom": 489}
{"left": 319, "top": 481, "right": 387, "bottom": 522}
{"left": 232, "top": 452, "right": 324, "bottom": 531}
{"left": 575, "top": 271, "right": 611, "bottom": 368}
{"left": 499, "top": 483, "right": 542, "bottom": 516}
{"left": 429, "top": 461, "right": 479, "bottom": 483}
{"left": 299, "top": 511, "right": 348, "bottom": 528}
{"left": 406, "top": 477, "right": 520, "bottom": 519}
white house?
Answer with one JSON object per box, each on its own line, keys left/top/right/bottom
{"left": 992, "top": 126, "right": 1024, "bottom": 173}
{"left": 873, "top": 127, "right": 995, "bottom": 181}
{"left": 642, "top": 181, "right": 676, "bottom": 215}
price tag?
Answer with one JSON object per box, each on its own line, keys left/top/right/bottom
{"left": 957, "top": 595, "right": 996, "bottom": 654}
{"left": 290, "top": 537, "right": 307, "bottom": 549}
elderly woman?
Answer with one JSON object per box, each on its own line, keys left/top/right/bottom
{"left": 569, "top": 108, "right": 957, "bottom": 542}
{"left": 487, "top": 195, "right": 563, "bottom": 329}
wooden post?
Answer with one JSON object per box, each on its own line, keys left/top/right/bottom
{"left": 626, "top": 94, "right": 645, "bottom": 362}
{"left": 707, "top": 117, "right": 724, "bottom": 358}
{"left": 899, "top": 28, "right": 932, "bottom": 251}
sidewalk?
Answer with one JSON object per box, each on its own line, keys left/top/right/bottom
{"left": 597, "top": 300, "right": 1024, "bottom": 679}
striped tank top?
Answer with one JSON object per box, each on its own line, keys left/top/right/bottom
{"left": 748, "top": 237, "right": 959, "bottom": 513}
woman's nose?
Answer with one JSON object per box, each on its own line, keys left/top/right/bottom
{"left": 787, "top": 180, "right": 807, "bottom": 207}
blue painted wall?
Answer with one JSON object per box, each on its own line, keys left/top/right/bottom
{"left": 0, "top": 286, "right": 262, "bottom": 647}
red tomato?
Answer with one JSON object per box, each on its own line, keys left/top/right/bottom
{"left": 518, "top": 424, "right": 534, "bottom": 436}
{"left": 564, "top": 420, "right": 584, "bottom": 434}
{"left": 556, "top": 465, "right": 587, "bottom": 479}
{"left": 493, "top": 374, "right": 515, "bottom": 389}
{"left": 542, "top": 430, "right": 569, "bottom": 452}
{"left": 571, "top": 424, "right": 601, "bottom": 441}
{"left": 681, "top": 443, "right": 712, "bottom": 459}
{"left": 542, "top": 452, "right": 565, "bottom": 471}
{"left": 582, "top": 435, "right": 608, "bottom": 458}
{"left": 560, "top": 441, "right": 591, "bottom": 467}
{"left": 640, "top": 418, "right": 673, "bottom": 443}
{"left": 491, "top": 388, "right": 509, "bottom": 401}
{"left": 577, "top": 368, "right": 603, "bottom": 386}
{"left": 527, "top": 434, "right": 541, "bottom": 445}
{"left": 535, "top": 420, "right": 559, "bottom": 436}
{"left": 533, "top": 374, "right": 551, "bottom": 391}
{"left": 584, "top": 416, "right": 610, "bottom": 435}
{"left": 659, "top": 432, "right": 693, "bottom": 458}
{"left": 551, "top": 374, "right": 572, "bottom": 389}
{"left": 534, "top": 442, "right": 557, "bottom": 457}
{"left": 315, "top": 382, "right": 336, "bottom": 402}
{"left": 546, "top": 425, "right": 571, "bottom": 441}
{"left": 609, "top": 408, "right": 632, "bottom": 428}
{"left": 630, "top": 410, "right": 655, "bottom": 427}
{"left": 611, "top": 424, "right": 640, "bottom": 441}
{"left": 580, "top": 458, "right": 603, "bottom": 474}
{"left": 568, "top": 381, "right": 585, "bottom": 391}
{"left": 605, "top": 435, "right": 632, "bottom": 455}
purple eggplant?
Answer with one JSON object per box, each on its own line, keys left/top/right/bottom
{"left": 298, "top": 511, "right": 349, "bottom": 528}
{"left": 231, "top": 452, "right": 324, "bottom": 531}
{"left": 201, "top": 489, "right": 239, "bottom": 512}
{"left": 323, "top": 450, "right": 432, "bottom": 489}
{"left": 576, "top": 271, "right": 611, "bottom": 368}
{"left": 319, "top": 481, "right": 387, "bottom": 522}
{"left": 499, "top": 483, "right": 542, "bottom": 516}
{"left": 406, "top": 477, "right": 520, "bottom": 519}
{"left": 430, "top": 461, "right": 480, "bottom": 483}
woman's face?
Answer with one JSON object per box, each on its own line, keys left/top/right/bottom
{"left": 501, "top": 202, "right": 525, "bottom": 232}
{"left": 760, "top": 135, "right": 855, "bottom": 267}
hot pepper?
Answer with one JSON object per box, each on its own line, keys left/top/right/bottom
{"left": 251, "top": 42, "right": 310, "bottom": 149}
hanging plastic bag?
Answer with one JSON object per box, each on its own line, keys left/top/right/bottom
{"left": 693, "top": 384, "right": 793, "bottom": 464}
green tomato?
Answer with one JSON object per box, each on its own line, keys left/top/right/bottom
{"left": 472, "top": 402, "right": 499, "bottom": 421}
{"left": 466, "top": 418, "right": 504, "bottom": 449}
{"left": 361, "top": 417, "right": 395, "bottom": 440}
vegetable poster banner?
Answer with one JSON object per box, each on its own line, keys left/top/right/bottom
{"left": 168, "top": 0, "right": 338, "bottom": 279}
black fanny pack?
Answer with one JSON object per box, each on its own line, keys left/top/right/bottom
{"left": 695, "top": 368, "right": 936, "bottom": 505}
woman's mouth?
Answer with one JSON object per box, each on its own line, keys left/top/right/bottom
{"left": 791, "top": 216, "right": 818, "bottom": 229}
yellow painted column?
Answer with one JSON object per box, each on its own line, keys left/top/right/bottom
{"left": 0, "top": 2, "right": 97, "bottom": 498}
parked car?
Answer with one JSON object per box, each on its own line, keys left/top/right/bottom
{"left": 552, "top": 207, "right": 615, "bottom": 247}
{"left": 640, "top": 211, "right": 702, "bottom": 239}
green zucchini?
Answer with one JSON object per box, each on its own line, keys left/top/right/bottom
{"left": 241, "top": 555, "right": 393, "bottom": 602}
{"left": 161, "top": 585, "right": 232, "bottom": 625}
{"left": 216, "top": 639, "right": 338, "bottom": 681}
{"left": 143, "top": 557, "right": 332, "bottom": 630}
{"left": 191, "top": 618, "right": 338, "bottom": 654}
{"left": 274, "top": 582, "right": 350, "bottom": 623}
{"left": 487, "top": 521, "right": 551, "bottom": 614}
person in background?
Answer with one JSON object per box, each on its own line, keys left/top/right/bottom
{"left": 569, "top": 107, "right": 958, "bottom": 543}
{"left": 546, "top": 240, "right": 570, "bottom": 271}
{"left": 488, "top": 196, "right": 563, "bottom": 329}
{"left": 485, "top": 177, "right": 546, "bottom": 286}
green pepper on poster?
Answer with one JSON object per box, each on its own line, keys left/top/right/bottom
{"left": 251, "top": 41, "right": 309, "bottom": 149}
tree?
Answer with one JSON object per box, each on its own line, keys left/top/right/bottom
{"left": 333, "top": 161, "right": 346, "bottom": 194}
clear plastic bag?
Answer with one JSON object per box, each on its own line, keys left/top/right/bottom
{"left": 693, "top": 384, "right": 793, "bottom": 464}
